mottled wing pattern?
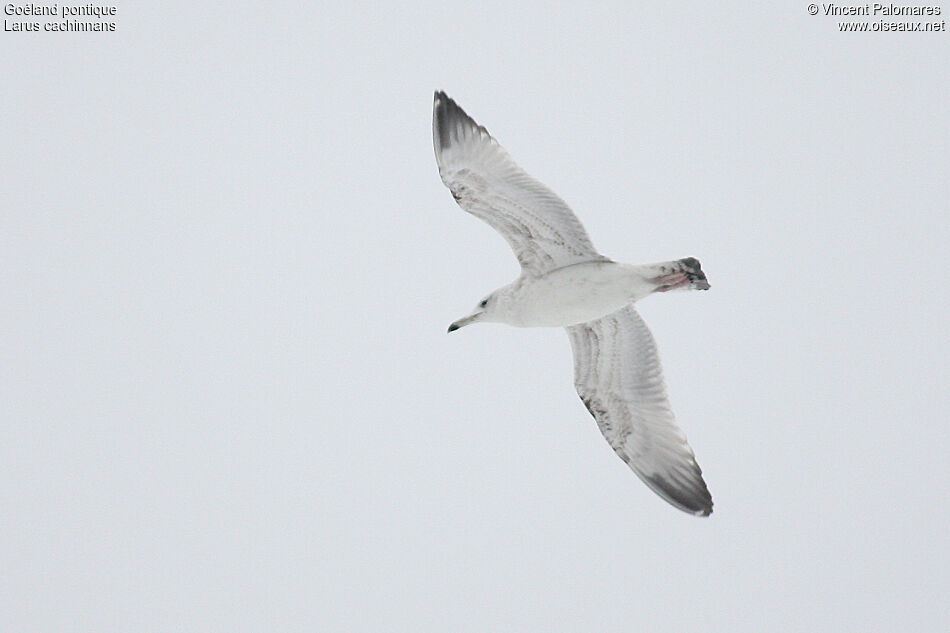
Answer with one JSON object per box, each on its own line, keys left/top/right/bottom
{"left": 567, "top": 306, "right": 713, "bottom": 516}
{"left": 433, "top": 91, "right": 607, "bottom": 276}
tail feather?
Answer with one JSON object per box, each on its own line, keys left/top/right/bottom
{"left": 678, "top": 257, "right": 710, "bottom": 291}
{"left": 651, "top": 257, "right": 710, "bottom": 292}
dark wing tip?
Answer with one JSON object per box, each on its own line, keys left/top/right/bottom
{"left": 693, "top": 495, "right": 714, "bottom": 517}
{"left": 432, "top": 91, "right": 489, "bottom": 159}
{"left": 645, "top": 471, "right": 714, "bottom": 517}
{"left": 433, "top": 90, "right": 465, "bottom": 153}
{"left": 433, "top": 90, "right": 466, "bottom": 121}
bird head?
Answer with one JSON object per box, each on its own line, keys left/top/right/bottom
{"left": 447, "top": 293, "right": 495, "bottom": 333}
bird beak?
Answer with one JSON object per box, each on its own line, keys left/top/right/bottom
{"left": 447, "top": 312, "right": 481, "bottom": 333}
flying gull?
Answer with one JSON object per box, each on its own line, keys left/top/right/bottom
{"left": 433, "top": 91, "right": 713, "bottom": 516}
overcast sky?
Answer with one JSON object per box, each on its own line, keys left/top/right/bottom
{"left": 2, "top": 2, "right": 948, "bottom": 632}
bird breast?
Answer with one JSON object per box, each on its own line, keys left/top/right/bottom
{"left": 505, "top": 262, "right": 655, "bottom": 327}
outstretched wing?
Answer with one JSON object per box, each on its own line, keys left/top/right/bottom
{"left": 567, "top": 306, "right": 713, "bottom": 516}
{"left": 433, "top": 91, "right": 607, "bottom": 276}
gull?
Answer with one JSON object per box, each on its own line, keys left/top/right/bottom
{"left": 433, "top": 91, "right": 713, "bottom": 517}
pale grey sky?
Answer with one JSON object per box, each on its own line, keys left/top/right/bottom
{"left": 2, "top": 2, "right": 948, "bottom": 632}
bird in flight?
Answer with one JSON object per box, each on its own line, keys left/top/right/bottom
{"left": 433, "top": 91, "right": 713, "bottom": 516}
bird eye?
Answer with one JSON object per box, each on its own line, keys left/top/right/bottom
{"left": 479, "top": 298, "right": 489, "bottom": 308}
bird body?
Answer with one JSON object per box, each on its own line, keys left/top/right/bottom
{"left": 433, "top": 91, "right": 714, "bottom": 516}
{"left": 454, "top": 259, "right": 705, "bottom": 329}
{"left": 499, "top": 262, "right": 656, "bottom": 328}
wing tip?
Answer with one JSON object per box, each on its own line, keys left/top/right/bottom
{"left": 634, "top": 460, "right": 714, "bottom": 517}
{"left": 432, "top": 90, "right": 492, "bottom": 162}
{"left": 665, "top": 479, "right": 714, "bottom": 517}
{"left": 433, "top": 90, "right": 466, "bottom": 153}
{"left": 692, "top": 499, "right": 714, "bottom": 517}
{"left": 657, "top": 484, "right": 713, "bottom": 517}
